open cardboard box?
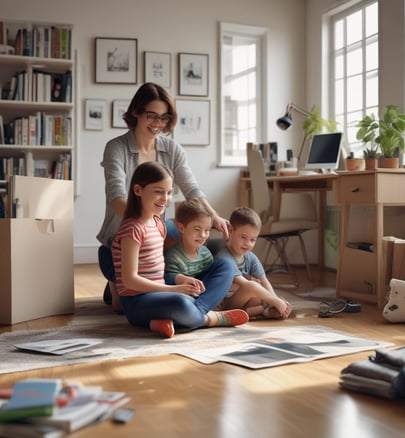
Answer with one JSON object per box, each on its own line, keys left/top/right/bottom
{"left": 0, "top": 176, "right": 74, "bottom": 324}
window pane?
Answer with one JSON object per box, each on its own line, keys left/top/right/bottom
{"left": 335, "top": 53, "right": 344, "bottom": 79}
{"left": 347, "top": 45, "right": 362, "bottom": 76}
{"left": 346, "top": 10, "right": 362, "bottom": 45}
{"left": 366, "top": 39, "right": 378, "bottom": 71}
{"left": 220, "top": 23, "right": 267, "bottom": 166}
{"left": 347, "top": 75, "right": 363, "bottom": 112}
{"left": 366, "top": 72, "right": 378, "bottom": 108}
{"left": 334, "top": 19, "right": 344, "bottom": 49}
{"left": 335, "top": 79, "right": 344, "bottom": 114}
{"left": 366, "top": 2, "right": 378, "bottom": 36}
{"left": 331, "top": 1, "right": 378, "bottom": 152}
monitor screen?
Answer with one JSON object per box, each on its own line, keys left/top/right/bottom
{"left": 304, "top": 132, "right": 343, "bottom": 171}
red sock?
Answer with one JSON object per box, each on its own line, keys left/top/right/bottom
{"left": 150, "top": 320, "right": 175, "bottom": 338}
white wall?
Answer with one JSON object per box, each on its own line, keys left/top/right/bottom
{"left": 2, "top": 0, "right": 307, "bottom": 263}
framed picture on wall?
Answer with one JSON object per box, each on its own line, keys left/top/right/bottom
{"left": 84, "top": 99, "right": 106, "bottom": 130}
{"left": 144, "top": 51, "right": 171, "bottom": 88}
{"left": 178, "top": 53, "right": 209, "bottom": 96}
{"left": 95, "top": 37, "right": 137, "bottom": 84}
{"left": 112, "top": 99, "right": 130, "bottom": 128}
{"left": 173, "top": 99, "right": 210, "bottom": 146}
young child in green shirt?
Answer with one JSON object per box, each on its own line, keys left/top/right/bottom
{"left": 164, "top": 199, "right": 249, "bottom": 327}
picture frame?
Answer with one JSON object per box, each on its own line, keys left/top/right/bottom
{"left": 144, "top": 51, "right": 171, "bottom": 88}
{"left": 95, "top": 37, "right": 137, "bottom": 84}
{"left": 178, "top": 53, "right": 209, "bottom": 97}
{"left": 84, "top": 99, "right": 106, "bottom": 131}
{"left": 173, "top": 99, "right": 210, "bottom": 146}
{"left": 112, "top": 99, "right": 130, "bottom": 128}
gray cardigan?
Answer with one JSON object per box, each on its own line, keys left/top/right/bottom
{"left": 97, "top": 130, "right": 205, "bottom": 247}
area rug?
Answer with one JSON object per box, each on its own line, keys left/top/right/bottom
{"left": 1, "top": 288, "right": 378, "bottom": 374}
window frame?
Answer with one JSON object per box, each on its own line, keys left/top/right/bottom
{"left": 218, "top": 22, "right": 268, "bottom": 167}
{"left": 326, "top": 0, "right": 378, "bottom": 155}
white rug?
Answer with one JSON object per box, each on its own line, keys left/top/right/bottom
{"left": 0, "top": 288, "right": 340, "bottom": 374}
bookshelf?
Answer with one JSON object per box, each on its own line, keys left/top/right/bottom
{"left": 0, "top": 20, "right": 75, "bottom": 183}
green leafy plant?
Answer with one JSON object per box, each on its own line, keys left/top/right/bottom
{"left": 302, "top": 105, "right": 337, "bottom": 135}
{"left": 356, "top": 105, "right": 405, "bottom": 158}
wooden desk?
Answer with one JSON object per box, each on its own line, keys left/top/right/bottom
{"left": 333, "top": 169, "right": 405, "bottom": 308}
{"left": 239, "top": 172, "right": 337, "bottom": 270}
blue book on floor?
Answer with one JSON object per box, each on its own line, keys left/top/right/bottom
{"left": 0, "top": 379, "right": 62, "bottom": 421}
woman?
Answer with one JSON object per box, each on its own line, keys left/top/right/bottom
{"left": 97, "top": 82, "right": 228, "bottom": 311}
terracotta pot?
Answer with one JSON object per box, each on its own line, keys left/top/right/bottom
{"left": 346, "top": 158, "right": 365, "bottom": 171}
{"left": 365, "top": 158, "right": 378, "bottom": 170}
{"left": 378, "top": 157, "right": 399, "bottom": 168}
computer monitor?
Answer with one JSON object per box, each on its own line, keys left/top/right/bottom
{"left": 303, "top": 132, "right": 343, "bottom": 173}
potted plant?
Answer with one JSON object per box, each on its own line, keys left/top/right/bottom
{"left": 345, "top": 151, "right": 365, "bottom": 171}
{"left": 356, "top": 105, "right": 405, "bottom": 168}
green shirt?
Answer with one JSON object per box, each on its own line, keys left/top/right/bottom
{"left": 164, "top": 242, "right": 213, "bottom": 284}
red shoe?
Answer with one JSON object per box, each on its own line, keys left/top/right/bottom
{"left": 150, "top": 320, "right": 175, "bottom": 338}
{"left": 216, "top": 309, "right": 249, "bottom": 326}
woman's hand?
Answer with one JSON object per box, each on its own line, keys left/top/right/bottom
{"left": 212, "top": 214, "right": 229, "bottom": 239}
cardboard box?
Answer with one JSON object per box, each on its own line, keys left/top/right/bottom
{"left": 0, "top": 176, "right": 74, "bottom": 324}
{"left": 0, "top": 219, "right": 74, "bottom": 324}
{"left": 382, "top": 236, "right": 405, "bottom": 300}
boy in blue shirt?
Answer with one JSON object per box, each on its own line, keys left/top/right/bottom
{"left": 216, "top": 207, "right": 292, "bottom": 319}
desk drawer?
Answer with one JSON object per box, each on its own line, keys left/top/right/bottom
{"left": 335, "top": 174, "right": 376, "bottom": 204}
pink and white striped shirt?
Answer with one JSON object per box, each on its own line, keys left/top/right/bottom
{"left": 112, "top": 216, "right": 166, "bottom": 295}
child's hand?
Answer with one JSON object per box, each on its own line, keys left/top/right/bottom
{"left": 175, "top": 275, "right": 206, "bottom": 297}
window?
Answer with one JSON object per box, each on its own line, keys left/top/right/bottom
{"left": 330, "top": 1, "right": 378, "bottom": 155}
{"left": 219, "top": 22, "right": 268, "bottom": 166}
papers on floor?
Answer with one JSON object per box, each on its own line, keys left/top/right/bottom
{"left": 175, "top": 325, "right": 393, "bottom": 369}
{"left": 13, "top": 338, "right": 103, "bottom": 355}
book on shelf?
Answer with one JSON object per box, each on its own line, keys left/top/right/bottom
{"left": 2, "top": 22, "right": 72, "bottom": 60}
{"left": 6, "top": 70, "right": 72, "bottom": 103}
{"left": 2, "top": 113, "right": 72, "bottom": 146}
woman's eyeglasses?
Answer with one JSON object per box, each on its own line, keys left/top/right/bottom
{"left": 143, "top": 111, "right": 172, "bottom": 123}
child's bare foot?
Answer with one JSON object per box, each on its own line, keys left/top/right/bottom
{"left": 262, "top": 299, "right": 292, "bottom": 319}
{"left": 150, "top": 320, "right": 175, "bottom": 338}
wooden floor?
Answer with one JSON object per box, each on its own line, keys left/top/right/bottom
{"left": 1, "top": 265, "right": 405, "bottom": 438}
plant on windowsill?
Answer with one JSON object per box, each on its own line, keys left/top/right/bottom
{"left": 356, "top": 105, "right": 405, "bottom": 168}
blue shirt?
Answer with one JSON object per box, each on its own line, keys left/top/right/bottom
{"left": 216, "top": 246, "right": 265, "bottom": 279}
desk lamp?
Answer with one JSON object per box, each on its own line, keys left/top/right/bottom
{"left": 276, "top": 102, "right": 310, "bottom": 168}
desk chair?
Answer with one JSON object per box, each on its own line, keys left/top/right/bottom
{"left": 247, "top": 147, "right": 318, "bottom": 286}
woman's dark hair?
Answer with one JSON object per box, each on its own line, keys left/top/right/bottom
{"left": 123, "top": 82, "right": 177, "bottom": 133}
{"left": 124, "top": 161, "right": 174, "bottom": 219}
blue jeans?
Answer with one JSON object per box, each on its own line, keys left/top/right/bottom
{"left": 120, "top": 258, "right": 235, "bottom": 330}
